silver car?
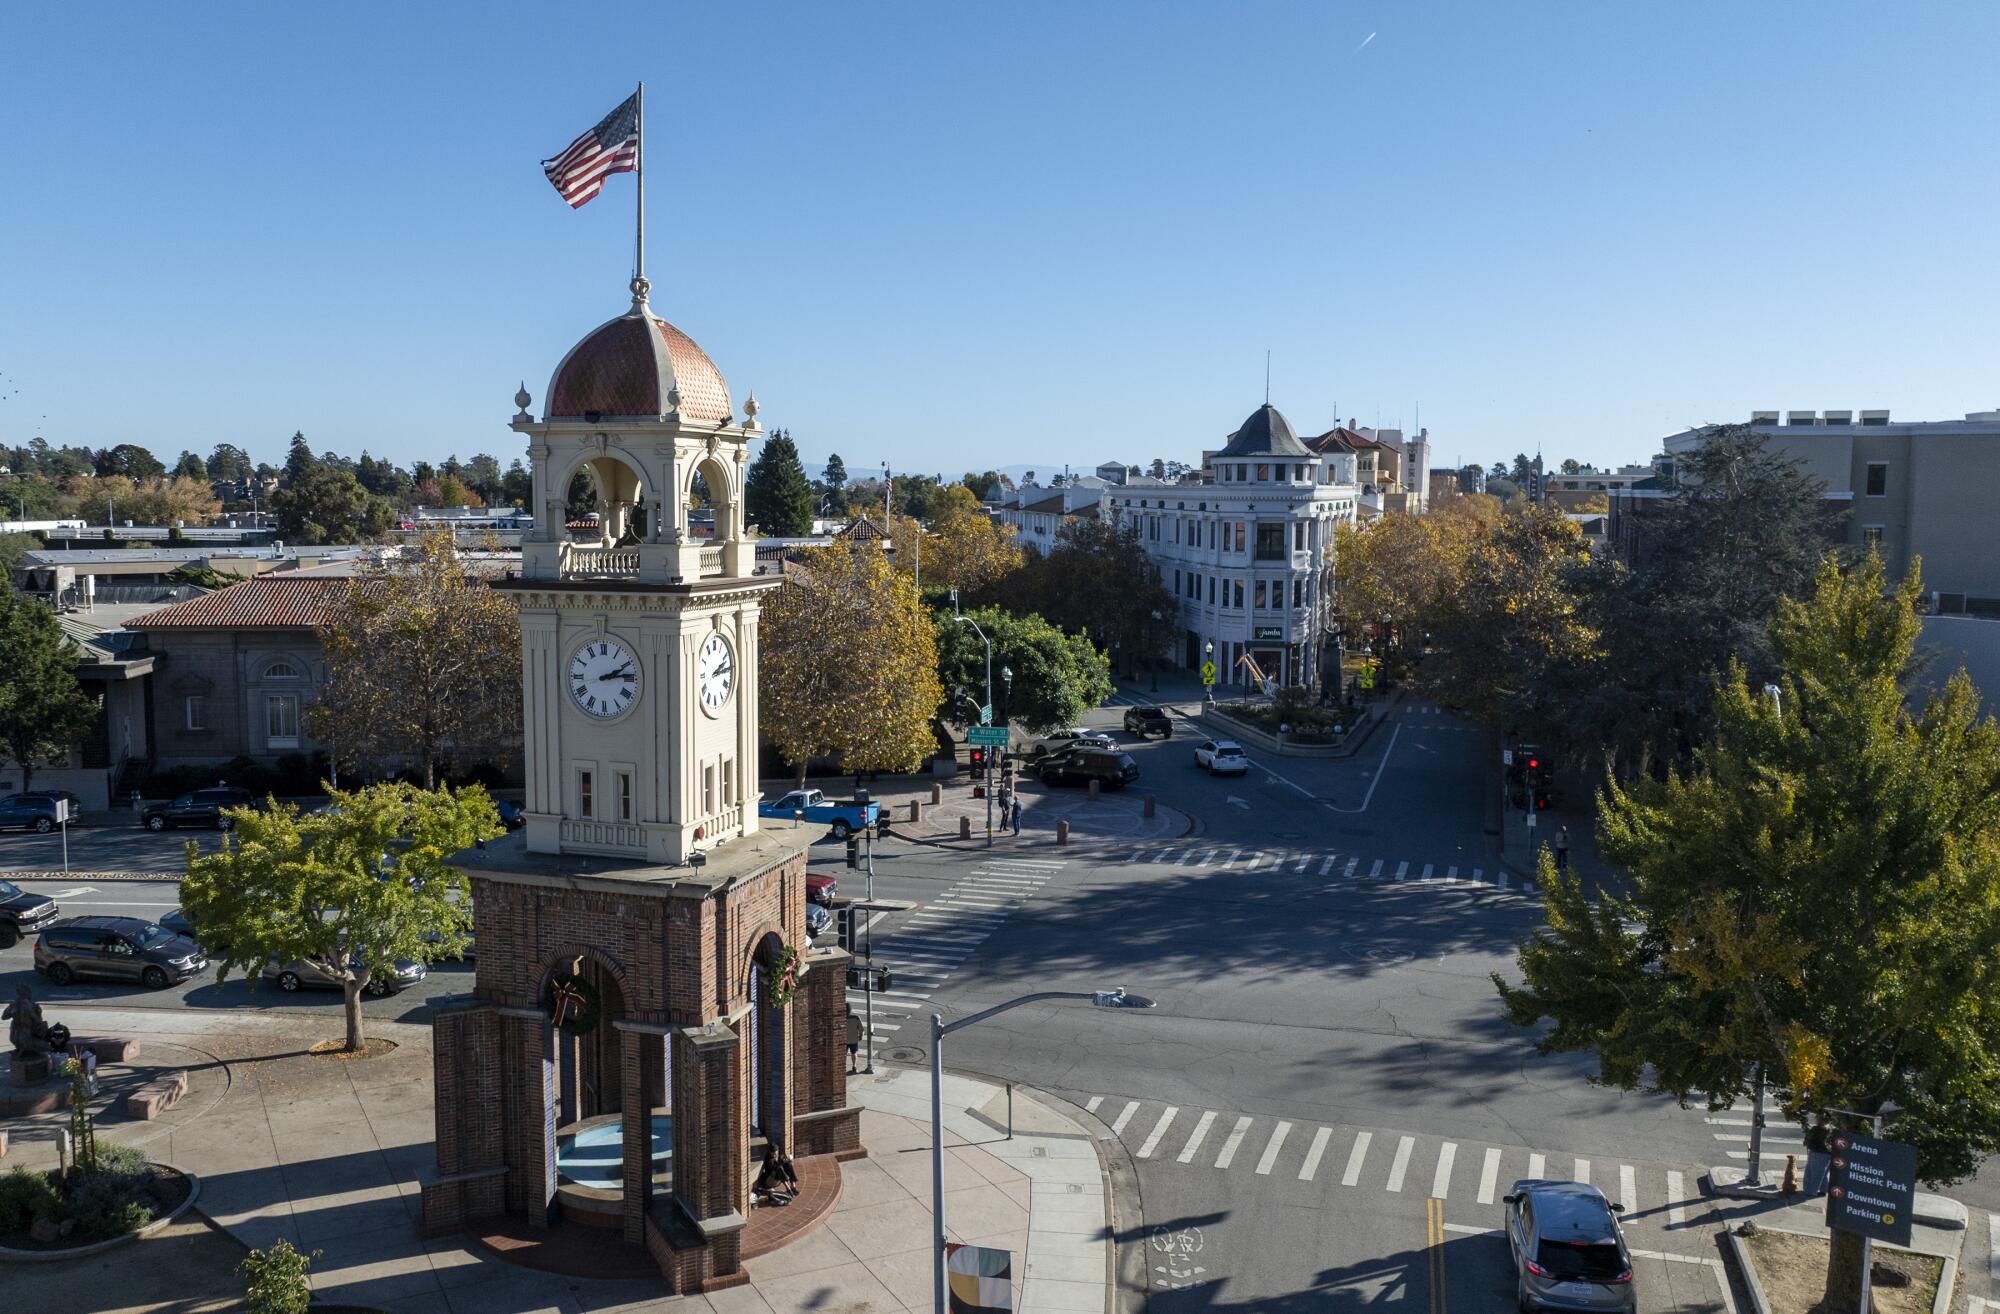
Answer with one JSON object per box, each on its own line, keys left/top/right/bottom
{"left": 1501, "top": 1180, "right": 1635, "bottom": 1312}
{"left": 264, "top": 955, "right": 428, "bottom": 997}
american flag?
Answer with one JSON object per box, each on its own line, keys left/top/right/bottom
{"left": 541, "top": 93, "right": 639, "bottom": 209}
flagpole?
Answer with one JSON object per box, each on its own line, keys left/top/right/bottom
{"left": 634, "top": 82, "right": 646, "bottom": 294}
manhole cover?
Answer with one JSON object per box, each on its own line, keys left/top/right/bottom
{"left": 879, "top": 1046, "right": 924, "bottom": 1064}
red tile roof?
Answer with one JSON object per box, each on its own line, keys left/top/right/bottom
{"left": 127, "top": 577, "right": 350, "bottom": 630}
{"left": 546, "top": 312, "right": 731, "bottom": 423}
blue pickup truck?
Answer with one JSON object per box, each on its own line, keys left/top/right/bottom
{"left": 757, "top": 788, "right": 881, "bottom": 840}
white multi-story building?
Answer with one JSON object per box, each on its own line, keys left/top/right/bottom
{"left": 1106, "top": 403, "right": 1359, "bottom": 691}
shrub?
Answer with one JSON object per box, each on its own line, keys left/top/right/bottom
{"left": 0, "top": 1166, "right": 60, "bottom": 1238}
{"left": 94, "top": 1143, "right": 150, "bottom": 1177}
{"left": 66, "top": 1170, "right": 153, "bottom": 1240}
{"left": 240, "top": 1237, "right": 321, "bottom": 1314}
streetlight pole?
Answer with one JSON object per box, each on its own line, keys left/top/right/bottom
{"left": 930, "top": 988, "right": 1155, "bottom": 1314}
{"left": 955, "top": 614, "right": 993, "bottom": 843}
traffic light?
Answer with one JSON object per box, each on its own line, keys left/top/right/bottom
{"left": 969, "top": 747, "right": 987, "bottom": 772}
{"left": 845, "top": 837, "right": 860, "bottom": 869}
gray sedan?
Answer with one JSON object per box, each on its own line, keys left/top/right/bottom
{"left": 1501, "top": 1179, "right": 1635, "bottom": 1312}
{"left": 263, "top": 955, "right": 428, "bottom": 997}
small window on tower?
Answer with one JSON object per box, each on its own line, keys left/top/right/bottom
{"left": 578, "top": 770, "right": 595, "bottom": 819}
{"left": 615, "top": 770, "right": 633, "bottom": 823}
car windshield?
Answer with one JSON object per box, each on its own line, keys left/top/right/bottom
{"left": 1536, "top": 1240, "right": 1625, "bottom": 1281}
{"left": 0, "top": 880, "right": 18, "bottom": 897}
{"left": 1217, "top": 747, "right": 1245, "bottom": 757}
{"left": 133, "top": 923, "right": 173, "bottom": 947}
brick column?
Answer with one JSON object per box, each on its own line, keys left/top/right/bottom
{"left": 791, "top": 947, "right": 863, "bottom": 1157}
{"left": 621, "top": 1027, "right": 649, "bottom": 1243}
{"left": 501, "top": 1010, "right": 558, "bottom": 1225}
{"left": 671, "top": 1022, "right": 744, "bottom": 1230}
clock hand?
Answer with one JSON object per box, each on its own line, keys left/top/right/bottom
{"left": 598, "top": 670, "right": 634, "bottom": 682}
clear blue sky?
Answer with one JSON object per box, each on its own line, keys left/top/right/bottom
{"left": 5, "top": 3, "right": 1996, "bottom": 478}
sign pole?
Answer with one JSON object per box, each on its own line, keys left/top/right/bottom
{"left": 864, "top": 822, "right": 875, "bottom": 1074}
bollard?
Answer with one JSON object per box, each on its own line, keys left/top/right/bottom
{"left": 960, "top": 815, "right": 972, "bottom": 841}
{"left": 908, "top": 800, "right": 922, "bottom": 823}
{"left": 1144, "top": 794, "right": 1156, "bottom": 818}
{"left": 1088, "top": 779, "right": 1101, "bottom": 800}
{"left": 931, "top": 782, "right": 943, "bottom": 805}
{"left": 1057, "top": 819, "right": 1070, "bottom": 846}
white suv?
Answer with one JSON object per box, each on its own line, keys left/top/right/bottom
{"left": 1194, "top": 740, "right": 1250, "bottom": 775}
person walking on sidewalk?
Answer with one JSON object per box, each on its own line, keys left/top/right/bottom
{"left": 1554, "top": 825, "right": 1570, "bottom": 873}
{"left": 1010, "top": 795, "right": 1022, "bottom": 837}
{"left": 846, "top": 1007, "right": 863, "bottom": 1073}
{"left": 1804, "top": 1120, "right": 1832, "bottom": 1196}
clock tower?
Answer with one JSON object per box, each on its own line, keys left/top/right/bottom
{"left": 504, "top": 275, "right": 775, "bottom": 866}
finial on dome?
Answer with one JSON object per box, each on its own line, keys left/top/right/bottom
{"left": 513, "top": 382, "right": 532, "bottom": 422}
{"left": 629, "top": 274, "right": 651, "bottom": 313}
{"left": 744, "top": 392, "right": 760, "bottom": 418}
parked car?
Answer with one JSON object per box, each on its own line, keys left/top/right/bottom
{"left": 263, "top": 955, "right": 428, "bottom": 997}
{"left": 1193, "top": 740, "right": 1250, "bottom": 776}
{"left": 1502, "top": 1180, "right": 1635, "bottom": 1312}
{"left": 806, "top": 872, "right": 838, "bottom": 905}
{"left": 804, "top": 901, "right": 833, "bottom": 944}
{"left": 1122, "top": 706, "right": 1173, "bottom": 739}
{"left": 34, "top": 916, "right": 207, "bottom": 989}
{"left": 1028, "top": 728, "right": 1115, "bottom": 759}
{"left": 0, "top": 878, "right": 61, "bottom": 943}
{"left": 140, "top": 787, "right": 256, "bottom": 832}
{"left": 1038, "top": 748, "right": 1140, "bottom": 790}
{"left": 756, "top": 788, "right": 881, "bottom": 840}
{"left": 0, "top": 795, "right": 63, "bottom": 834}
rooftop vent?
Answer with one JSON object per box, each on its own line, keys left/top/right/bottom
{"left": 1823, "top": 410, "right": 1853, "bottom": 425}
{"left": 1860, "top": 410, "right": 1891, "bottom": 426}
{"left": 1787, "top": 411, "right": 1819, "bottom": 426}
{"left": 1751, "top": 411, "right": 1780, "bottom": 426}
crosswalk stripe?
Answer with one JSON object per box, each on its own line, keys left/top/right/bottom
{"left": 1136, "top": 1107, "right": 1178, "bottom": 1159}
{"left": 1196, "top": 850, "right": 1213, "bottom": 867}
{"left": 1528, "top": 1152, "right": 1545, "bottom": 1179}
{"left": 1620, "top": 1164, "right": 1638, "bottom": 1212}
{"left": 1177, "top": 1110, "right": 1217, "bottom": 1164}
{"left": 1124, "top": 850, "right": 1142, "bottom": 863}
{"left": 1300, "top": 1127, "right": 1332, "bottom": 1181}
{"left": 1221, "top": 849, "right": 1240, "bottom": 866}
{"left": 1319, "top": 855, "right": 1335, "bottom": 875}
{"left": 1293, "top": 855, "right": 1312, "bottom": 873}
{"left": 1431, "top": 1141, "right": 1457, "bottom": 1198}
{"left": 1369, "top": 859, "right": 1384, "bottom": 878}
{"left": 1420, "top": 863, "right": 1434, "bottom": 882}
{"left": 1477, "top": 1147, "right": 1501, "bottom": 1205}
{"left": 1341, "top": 1132, "right": 1373, "bottom": 1186}
{"left": 1574, "top": 1157, "right": 1590, "bottom": 1186}
{"left": 1254, "top": 1121, "right": 1293, "bottom": 1175}
{"left": 1472, "top": 868, "right": 1482, "bottom": 883}
{"left": 1151, "top": 849, "right": 1176, "bottom": 864}
{"left": 1498, "top": 870, "right": 1511, "bottom": 890}
{"left": 1345, "top": 858, "right": 1359, "bottom": 879}
{"left": 1395, "top": 861, "right": 1409, "bottom": 880}
{"left": 1712, "top": 1133, "right": 1803, "bottom": 1145}
{"left": 1386, "top": 1136, "right": 1415, "bottom": 1192}
{"left": 1110, "top": 1101, "right": 1139, "bottom": 1135}
{"left": 1214, "top": 1117, "right": 1254, "bottom": 1169}
{"left": 1666, "top": 1171, "right": 1687, "bottom": 1228}
{"left": 1446, "top": 865, "right": 1458, "bottom": 882}
{"left": 1085, "top": 1096, "right": 1103, "bottom": 1113}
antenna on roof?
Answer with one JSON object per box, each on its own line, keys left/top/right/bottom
{"left": 1264, "top": 350, "right": 1271, "bottom": 404}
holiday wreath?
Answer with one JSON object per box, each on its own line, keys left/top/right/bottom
{"left": 542, "top": 968, "right": 603, "bottom": 1035}
{"left": 765, "top": 945, "right": 806, "bottom": 1010}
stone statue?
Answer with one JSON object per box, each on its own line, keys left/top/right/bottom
{"left": 5, "top": 982, "right": 53, "bottom": 1056}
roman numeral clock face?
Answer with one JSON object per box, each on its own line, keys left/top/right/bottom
{"left": 697, "top": 632, "right": 734, "bottom": 713}
{"left": 568, "top": 638, "right": 640, "bottom": 719}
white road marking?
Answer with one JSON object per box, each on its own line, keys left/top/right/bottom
{"left": 1498, "top": 870, "right": 1511, "bottom": 890}
{"left": 1196, "top": 850, "right": 1213, "bottom": 867}
{"left": 1176, "top": 1110, "right": 1217, "bottom": 1164}
{"left": 1666, "top": 1170, "right": 1688, "bottom": 1228}
{"left": 1477, "top": 1147, "right": 1501, "bottom": 1205}
{"left": 1293, "top": 855, "right": 1311, "bottom": 873}
{"left": 1420, "top": 863, "right": 1435, "bottom": 882}
{"left": 1574, "top": 1157, "right": 1589, "bottom": 1186}
{"left": 1990, "top": 1211, "right": 2000, "bottom": 1286}
{"left": 1385, "top": 1135, "right": 1415, "bottom": 1192}
{"left": 1341, "top": 1131, "right": 1373, "bottom": 1186}
{"left": 1110, "top": 1101, "right": 1139, "bottom": 1135}
{"left": 1431, "top": 1141, "right": 1457, "bottom": 1198}
{"left": 1472, "top": 868, "right": 1483, "bottom": 883}
{"left": 1344, "top": 858, "right": 1359, "bottom": 879}
{"left": 1620, "top": 1163, "right": 1638, "bottom": 1212}
{"left": 1214, "top": 1116, "right": 1254, "bottom": 1169}
{"left": 1151, "top": 848, "right": 1177, "bottom": 864}
{"left": 1325, "top": 722, "right": 1402, "bottom": 814}
{"left": 1712, "top": 1133, "right": 1802, "bottom": 1145}
{"left": 1368, "top": 859, "right": 1383, "bottom": 878}
{"left": 1254, "top": 1121, "right": 1292, "bottom": 1175}
{"left": 1136, "top": 1107, "right": 1178, "bottom": 1159}
{"left": 1319, "top": 855, "right": 1336, "bottom": 875}
{"left": 1221, "top": 849, "right": 1240, "bottom": 867}
{"left": 1085, "top": 1096, "right": 1103, "bottom": 1113}
{"left": 1300, "top": 1127, "right": 1332, "bottom": 1181}
{"left": 1527, "top": 1152, "right": 1545, "bottom": 1179}
{"left": 1395, "top": 861, "right": 1409, "bottom": 880}
{"left": 1446, "top": 866, "right": 1458, "bottom": 882}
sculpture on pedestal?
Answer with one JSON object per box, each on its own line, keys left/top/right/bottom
{"left": 6, "top": 983, "right": 54, "bottom": 1056}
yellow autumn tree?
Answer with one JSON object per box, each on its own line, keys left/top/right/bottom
{"left": 887, "top": 486, "right": 1021, "bottom": 597}
{"left": 761, "top": 537, "right": 943, "bottom": 787}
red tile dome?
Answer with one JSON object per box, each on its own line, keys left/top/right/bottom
{"left": 544, "top": 302, "right": 731, "bottom": 424}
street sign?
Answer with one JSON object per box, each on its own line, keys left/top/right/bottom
{"left": 1826, "top": 1131, "right": 1917, "bottom": 1247}
{"left": 967, "top": 725, "right": 1009, "bottom": 747}
{"left": 1502, "top": 750, "right": 1514, "bottom": 766}
{"left": 978, "top": 704, "right": 993, "bottom": 725}
{"left": 1200, "top": 661, "right": 1217, "bottom": 685}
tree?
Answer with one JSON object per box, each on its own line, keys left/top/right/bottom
{"left": 182, "top": 782, "right": 497, "bottom": 1051}
{"left": 958, "top": 470, "right": 1003, "bottom": 501}
{"left": 174, "top": 451, "right": 208, "bottom": 482}
{"left": 126, "top": 475, "right": 222, "bottom": 526}
{"left": 745, "top": 428, "right": 813, "bottom": 535}
{"left": 208, "top": 443, "right": 253, "bottom": 484}
{"left": 0, "top": 531, "right": 38, "bottom": 575}
{"left": 760, "top": 537, "right": 943, "bottom": 787}
{"left": 307, "top": 531, "right": 521, "bottom": 788}
{"left": 434, "top": 474, "right": 478, "bottom": 508}
{"left": 890, "top": 486, "right": 1020, "bottom": 596}
{"left": 500, "top": 459, "right": 532, "bottom": 507}
{"left": 1559, "top": 458, "right": 1582, "bottom": 475}
{"left": 0, "top": 588, "right": 100, "bottom": 792}
{"left": 94, "top": 443, "right": 165, "bottom": 482}
{"left": 933, "top": 606, "right": 1111, "bottom": 733}
{"left": 283, "top": 432, "right": 319, "bottom": 486}
{"left": 824, "top": 453, "right": 847, "bottom": 488}
{"left": 1148, "top": 458, "right": 1166, "bottom": 479}
{"left": 983, "top": 518, "right": 1175, "bottom": 675}
{"left": 1495, "top": 557, "right": 2000, "bottom": 1309}
{"left": 271, "top": 466, "right": 393, "bottom": 544}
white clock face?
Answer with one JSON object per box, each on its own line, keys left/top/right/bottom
{"left": 697, "top": 632, "right": 734, "bottom": 713}
{"left": 568, "top": 638, "right": 640, "bottom": 720}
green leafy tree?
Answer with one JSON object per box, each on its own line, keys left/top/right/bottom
{"left": 0, "top": 532, "right": 38, "bottom": 576}
{"left": 208, "top": 443, "right": 253, "bottom": 484}
{"left": 985, "top": 518, "right": 1177, "bottom": 674}
{"left": 182, "top": 782, "right": 498, "bottom": 1052}
{"left": 933, "top": 606, "right": 1111, "bottom": 733}
{"left": 745, "top": 429, "right": 813, "bottom": 535}
{"left": 823, "top": 452, "right": 847, "bottom": 488}
{"left": 283, "top": 431, "right": 320, "bottom": 486}
{"left": 0, "top": 588, "right": 99, "bottom": 792}
{"left": 270, "top": 465, "right": 393, "bottom": 544}
{"left": 1495, "top": 556, "right": 2000, "bottom": 1307}
{"left": 173, "top": 451, "right": 208, "bottom": 482}
{"left": 94, "top": 443, "right": 165, "bottom": 481}
{"left": 500, "top": 459, "right": 533, "bottom": 507}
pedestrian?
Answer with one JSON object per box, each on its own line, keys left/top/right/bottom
{"left": 1804, "top": 1120, "right": 1832, "bottom": 1197}
{"left": 1010, "top": 795, "right": 1022, "bottom": 837}
{"left": 1554, "top": 825, "right": 1570, "bottom": 873}
{"left": 845, "top": 1007, "right": 863, "bottom": 1073}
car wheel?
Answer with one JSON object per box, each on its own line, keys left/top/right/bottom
{"left": 278, "top": 971, "right": 301, "bottom": 992}
{"left": 46, "top": 962, "right": 74, "bottom": 986}
{"left": 142, "top": 966, "right": 169, "bottom": 990}
{"left": 147, "top": 815, "right": 169, "bottom": 831}
{"left": 33, "top": 817, "right": 53, "bottom": 833}
{"left": 216, "top": 815, "right": 233, "bottom": 831}
{"left": 831, "top": 820, "right": 851, "bottom": 840}
{"left": 366, "top": 976, "right": 395, "bottom": 998}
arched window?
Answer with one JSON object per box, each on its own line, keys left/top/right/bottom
{"left": 264, "top": 660, "right": 300, "bottom": 680}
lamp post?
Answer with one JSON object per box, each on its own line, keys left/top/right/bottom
{"left": 1204, "top": 640, "right": 1215, "bottom": 706}
{"left": 955, "top": 614, "right": 993, "bottom": 843}
{"left": 930, "top": 988, "right": 1155, "bottom": 1314}
{"left": 1150, "top": 610, "right": 1162, "bottom": 692}
{"left": 1000, "top": 665, "right": 1014, "bottom": 823}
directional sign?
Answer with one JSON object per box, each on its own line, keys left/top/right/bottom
{"left": 978, "top": 704, "right": 993, "bottom": 725}
{"left": 1826, "top": 1130, "right": 1917, "bottom": 1248}
{"left": 967, "top": 725, "right": 1009, "bottom": 747}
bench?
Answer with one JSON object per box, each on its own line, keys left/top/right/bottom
{"left": 125, "top": 1070, "right": 188, "bottom": 1121}
{"left": 73, "top": 1036, "right": 140, "bottom": 1063}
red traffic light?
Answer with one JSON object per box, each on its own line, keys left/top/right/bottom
{"left": 1527, "top": 758, "right": 1539, "bottom": 770}
{"left": 969, "top": 748, "right": 986, "bottom": 769}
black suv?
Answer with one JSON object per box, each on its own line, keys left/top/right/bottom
{"left": 0, "top": 878, "right": 60, "bottom": 945}
{"left": 141, "top": 787, "right": 256, "bottom": 832}
{"left": 1122, "top": 706, "right": 1172, "bottom": 739}
{"left": 1038, "top": 748, "right": 1141, "bottom": 789}
{"left": 35, "top": 916, "right": 207, "bottom": 989}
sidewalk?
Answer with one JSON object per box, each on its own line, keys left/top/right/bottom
{"left": 5, "top": 1007, "right": 1119, "bottom": 1314}
{"left": 768, "top": 771, "right": 1192, "bottom": 851}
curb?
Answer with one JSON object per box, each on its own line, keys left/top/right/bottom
{"left": 0, "top": 1162, "right": 202, "bottom": 1263}
{"left": 0, "top": 871, "right": 182, "bottom": 883}
{"left": 1722, "top": 1229, "right": 1771, "bottom": 1314}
